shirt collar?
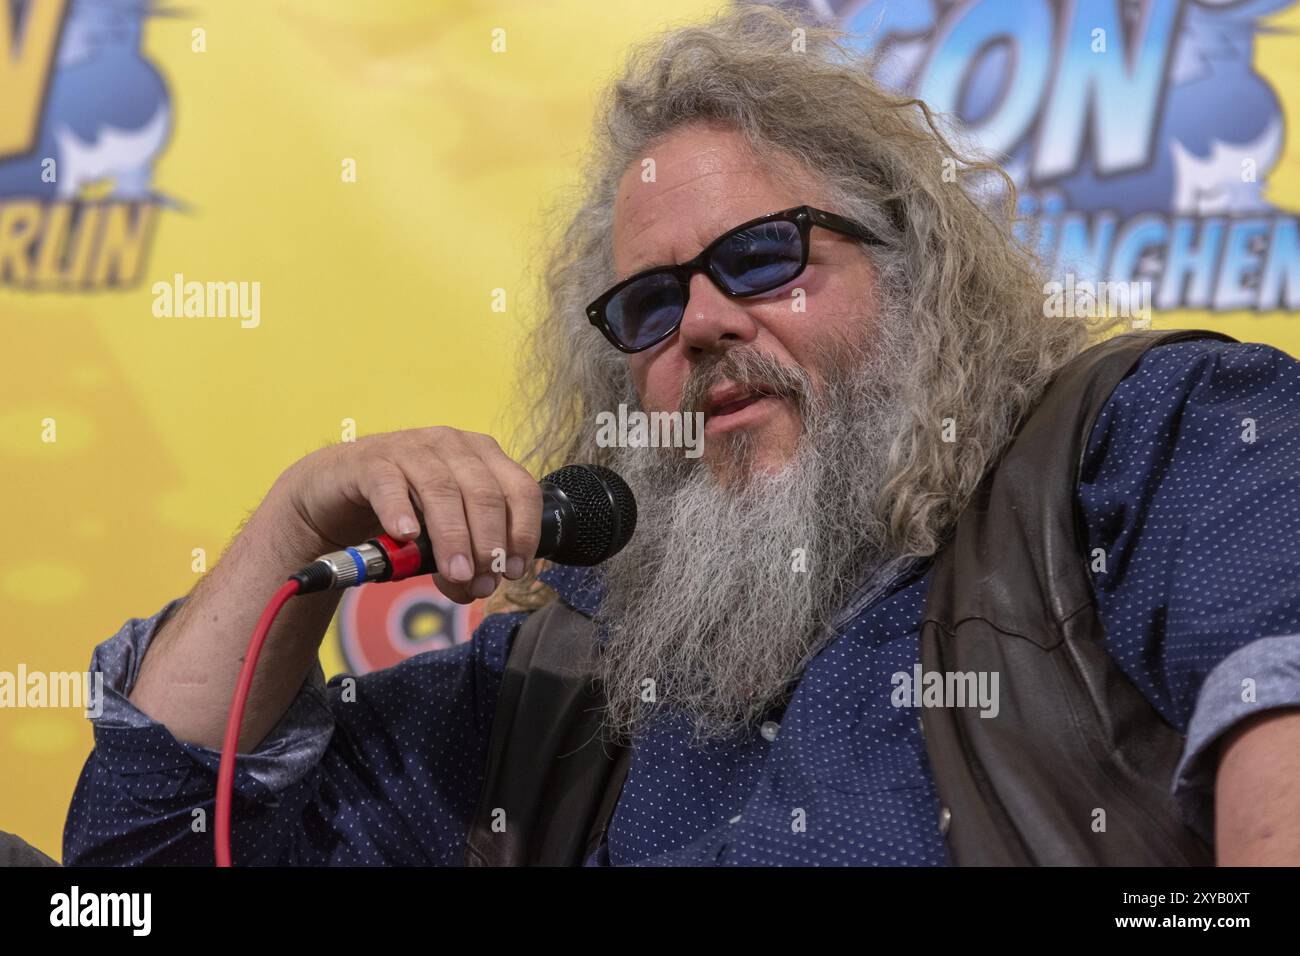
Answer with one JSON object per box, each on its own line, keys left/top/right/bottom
{"left": 537, "top": 562, "right": 606, "bottom": 618}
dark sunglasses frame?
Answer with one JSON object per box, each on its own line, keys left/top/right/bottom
{"left": 586, "top": 205, "right": 884, "bottom": 354}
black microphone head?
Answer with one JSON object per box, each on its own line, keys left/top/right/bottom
{"left": 539, "top": 464, "right": 637, "bottom": 566}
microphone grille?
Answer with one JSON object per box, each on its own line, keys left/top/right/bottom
{"left": 541, "top": 464, "right": 637, "bottom": 565}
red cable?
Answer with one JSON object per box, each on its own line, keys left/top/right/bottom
{"left": 215, "top": 578, "right": 300, "bottom": 867}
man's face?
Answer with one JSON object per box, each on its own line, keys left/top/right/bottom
{"left": 612, "top": 122, "right": 881, "bottom": 477}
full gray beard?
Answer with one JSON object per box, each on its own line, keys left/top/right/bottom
{"left": 594, "top": 314, "right": 911, "bottom": 744}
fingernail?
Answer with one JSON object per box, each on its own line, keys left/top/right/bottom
{"left": 398, "top": 516, "right": 419, "bottom": 537}
{"left": 449, "top": 554, "right": 473, "bottom": 582}
{"left": 505, "top": 557, "right": 525, "bottom": 578}
{"left": 470, "top": 574, "right": 497, "bottom": 598}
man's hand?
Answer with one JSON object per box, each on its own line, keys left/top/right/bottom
{"left": 1214, "top": 707, "right": 1300, "bottom": 865}
{"left": 284, "top": 427, "right": 543, "bottom": 603}
{"left": 129, "top": 427, "right": 539, "bottom": 751}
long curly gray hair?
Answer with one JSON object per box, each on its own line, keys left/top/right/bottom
{"left": 500, "top": 4, "right": 1109, "bottom": 608}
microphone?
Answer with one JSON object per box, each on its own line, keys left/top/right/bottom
{"left": 289, "top": 464, "right": 637, "bottom": 593}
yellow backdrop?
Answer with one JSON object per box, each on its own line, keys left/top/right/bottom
{"left": 0, "top": 0, "right": 719, "bottom": 861}
{"left": 2, "top": 0, "right": 1298, "bottom": 863}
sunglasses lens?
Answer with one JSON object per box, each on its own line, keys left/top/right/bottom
{"left": 605, "top": 272, "right": 685, "bottom": 351}
{"left": 710, "top": 221, "right": 803, "bottom": 293}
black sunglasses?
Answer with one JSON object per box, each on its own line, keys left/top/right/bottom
{"left": 586, "top": 205, "right": 883, "bottom": 354}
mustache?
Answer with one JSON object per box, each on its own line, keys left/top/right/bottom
{"left": 678, "top": 347, "right": 814, "bottom": 417}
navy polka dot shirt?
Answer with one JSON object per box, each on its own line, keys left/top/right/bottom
{"left": 63, "top": 339, "right": 1300, "bottom": 865}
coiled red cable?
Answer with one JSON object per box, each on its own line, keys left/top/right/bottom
{"left": 215, "top": 578, "right": 300, "bottom": 866}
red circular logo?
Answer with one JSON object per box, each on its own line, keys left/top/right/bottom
{"left": 337, "top": 577, "right": 485, "bottom": 675}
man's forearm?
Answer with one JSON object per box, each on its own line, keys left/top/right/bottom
{"left": 1214, "top": 708, "right": 1300, "bottom": 865}
{"left": 128, "top": 488, "right": 342, "bottom": 752}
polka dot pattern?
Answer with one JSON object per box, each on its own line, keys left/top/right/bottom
{"left": 63, "top": 338, "right": 1300, "bottom": 865}
{"left": 63, "top": 606, "right": 521, "bottom": 865}
{"left": 1079, "top": 340, "right": 1300, "bottom": 733}
{"left": 603, "top": 561, "right": 950, "bottom": 866}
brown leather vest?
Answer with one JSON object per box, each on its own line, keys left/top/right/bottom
{"left": 466, "top": 329, "right": 1233, "bottom": 866}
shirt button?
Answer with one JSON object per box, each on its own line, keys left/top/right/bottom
{"left": 760, "top": 720, "right": 780, "bottom": 742}
{"left": 938, "top": 806, "right": 952, "bottom": 836}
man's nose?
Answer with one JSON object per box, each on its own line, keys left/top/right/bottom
{"left": 675, "top": 271, "right": 760, "bottom": 354}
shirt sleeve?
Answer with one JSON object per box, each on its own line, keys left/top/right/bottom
{"left": 1078, "top": 337, "right": 1300, "bottom": 842}
{"left": 62, "top": 597, "right": 525, "bottom": 866}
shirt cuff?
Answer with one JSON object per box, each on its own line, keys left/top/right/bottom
{"left": 1173, "top": 633, "right": 1300, "bottom": 843}
{"left": 87, "top": 597, "right": 336, "bottom": 799}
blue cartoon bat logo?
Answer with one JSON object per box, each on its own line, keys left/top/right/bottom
{"left": 767, "top": 0, "right": 1300, "bottom": 311}
{"left": 0, "top": 0, "right": 172, "bottom": 201}
{"left": 0, "top": 0, "right": 172, "bottom": 288}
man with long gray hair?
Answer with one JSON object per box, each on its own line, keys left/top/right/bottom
{"left": 66, "top": 6, "right": 1300, "bottom": 867}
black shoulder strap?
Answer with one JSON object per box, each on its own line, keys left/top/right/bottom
{"left": 465, "top": 600, "right": 630, "bottom": 866}
{"left": 920, "top": 329, "right": 1234, "bottom": 865}
{"left": 0, "top": 830, "right": 59, "bottom": 867}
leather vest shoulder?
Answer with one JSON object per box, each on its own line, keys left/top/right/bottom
{"left": 918, "top": 328, "right": 1234, "bottom": 865}
{"left": 465, "top": 599, "right": 629, "bottom": 867}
